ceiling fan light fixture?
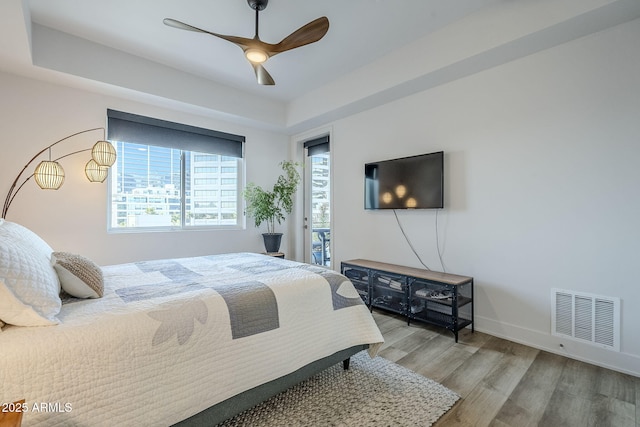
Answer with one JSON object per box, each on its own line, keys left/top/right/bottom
{"left": 245, "top": 49, "right": 268, "bottom": 64}
{"left": 164, "top": 0, "right": 329, "bottom": 85}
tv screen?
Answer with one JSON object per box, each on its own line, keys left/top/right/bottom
{"left": 365, "top": 151, "right": 444, "bottom": 209}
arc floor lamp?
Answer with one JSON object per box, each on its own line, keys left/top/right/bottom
{"left": 1, "top": 127, "right": 116, "bottom": 219}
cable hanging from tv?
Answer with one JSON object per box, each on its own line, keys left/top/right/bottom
{"left": 392, "top": 209, "right": 446, "bottom": 273}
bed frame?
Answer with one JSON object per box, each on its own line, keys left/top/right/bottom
{"left": 173, "top": 345, "right": 367, "bottom": 426}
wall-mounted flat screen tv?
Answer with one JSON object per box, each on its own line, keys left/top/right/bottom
{"left": 365, "top": 151, "right": 444, "bottom": 209}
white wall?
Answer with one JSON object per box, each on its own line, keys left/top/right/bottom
{"left": 0, "top": 72, "right": 291, "bottom": 265}
{"left": 329, "top": 19, "right": 640, "bottom": 375}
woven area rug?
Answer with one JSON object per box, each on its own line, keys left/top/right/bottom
{"left": 218, "top": 352, "right": 460, "bottom": 426}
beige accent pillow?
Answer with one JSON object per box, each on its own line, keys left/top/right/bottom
{"left": 52, "top": 252, "right": 104, "bottom": 299}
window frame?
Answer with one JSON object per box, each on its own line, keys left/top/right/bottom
{"left": 105, "top": 110, "right": 245, "bottom": 233}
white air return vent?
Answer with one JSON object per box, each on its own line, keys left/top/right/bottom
{"left": 551, "top": 289, "right": 620, "bottom": 351}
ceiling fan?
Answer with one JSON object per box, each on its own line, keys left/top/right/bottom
{"left": 164, "top": 0, "right": 329, "bottom": 86}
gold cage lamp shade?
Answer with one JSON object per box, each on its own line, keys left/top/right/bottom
{"left": 91, "top": 140, "right": 117, "bottom": 167}
{"left": 84, "top": 159, "right": 109, "bottom": 183}
{"left": 33, "top": 160, "right": 65, "bottom": 190}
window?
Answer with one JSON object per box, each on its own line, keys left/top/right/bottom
{"left": 107, "top": 110, "right": 245, "bottom": 230}
{"left": 194, "top": 154, "right": 218, "bottom": 162}
{"left": 194, "top": 178, "right": 218, "bottom": 185}
{"left": 195, "top": 167, "right": 218, "bottom": 173}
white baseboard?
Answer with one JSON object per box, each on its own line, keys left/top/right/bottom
{"left": 474, "top": 315, "right": 640, "bottom": 377}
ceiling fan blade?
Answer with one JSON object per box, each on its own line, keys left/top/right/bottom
{"left": 251, "top": 63, "right": 275, "bottom": 85}
{"left": 163, "top": 18, "right": 207, "bottom": 33}
{"left": 269, "top": 16, "right": 329, "bottom": 55}
{"left": 163, "top": 18, "right": 255, "bottom": 49}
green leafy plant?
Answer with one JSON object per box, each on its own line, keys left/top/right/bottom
{"left": 244, "top": 161, "right": 302, "bottom": 234}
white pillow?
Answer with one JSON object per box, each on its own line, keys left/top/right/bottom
{"left": 0, "top": 219, "right": 53, "bottom": 259}
{"left": 0, "top": 221, "right": 61, "bottom": 326}
{"left": 52, "top": 252, "right": 104, "bottom": 299}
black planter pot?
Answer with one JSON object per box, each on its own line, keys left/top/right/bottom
{"left": 262, "top": 233, "right": 283, "bottom": 253}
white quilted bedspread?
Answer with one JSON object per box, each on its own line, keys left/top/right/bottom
{"left": 0, "top": 253, "right": 383, "bottom": 426}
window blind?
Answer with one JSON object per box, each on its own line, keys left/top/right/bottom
{"left": 304, "top": 135, "right": 329, "bottom": 156}
{"left": 107, "top": 109, "right": 244, "bottom": 158}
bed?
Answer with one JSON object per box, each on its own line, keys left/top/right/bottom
{"left": 0, "top": 220, "right": 384, "bottom": 426}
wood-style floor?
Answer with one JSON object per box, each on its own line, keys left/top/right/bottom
{"left": 373, "top": 310, "right": 639, "bottom": 427}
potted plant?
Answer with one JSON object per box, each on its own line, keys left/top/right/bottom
{"left": 244, "top": 161, "right": 301, "bottom": 253}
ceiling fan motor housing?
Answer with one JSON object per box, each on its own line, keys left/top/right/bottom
{"left": 248, "top": 0, "right": 268, "bottom": 11}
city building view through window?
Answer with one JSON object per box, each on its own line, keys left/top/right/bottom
{"left": 109, "top": 141, "right": 242, "bottom": 229}
{"left": 310, "top": 152, "right": 330, "bottom": 265}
